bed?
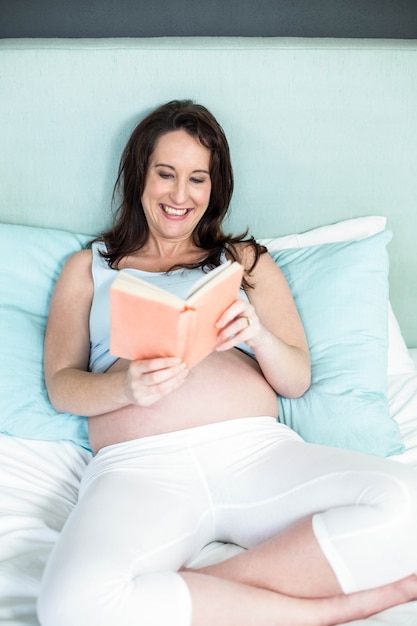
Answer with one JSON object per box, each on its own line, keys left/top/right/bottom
{"left": 1, "top": 37, "right": 417, "bottom": 625}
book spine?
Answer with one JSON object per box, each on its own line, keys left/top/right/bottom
{"left": 177, "top": 306, "right": 196, "bottom": 367}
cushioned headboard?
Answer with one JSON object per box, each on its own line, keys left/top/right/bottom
{"left": 1, "top": 37, "right": 416, "bottom": 345}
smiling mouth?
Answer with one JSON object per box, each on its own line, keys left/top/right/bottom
{"left": 160, "top": 204, "right": 190, "bottom": 217}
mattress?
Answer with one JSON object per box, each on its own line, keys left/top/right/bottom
{"left": 1, "top": 356, "right": 417, "bottom": 626}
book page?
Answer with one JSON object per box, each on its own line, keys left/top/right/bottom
{"left": 186, "top": 261, "right": 231, "bottom": 299}
{"left": 113, "top": 271, "right": 184, "bottom": 307}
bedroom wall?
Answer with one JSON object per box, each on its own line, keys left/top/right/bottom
{"left": 1, "top": 2, "right": 417, "bottom": 344}
{"left": 1, "top": 0, "right": 417, "bottom": 39}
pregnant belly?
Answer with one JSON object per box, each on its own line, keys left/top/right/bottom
{"left": 88, "top": 348, "right": 279, "bottom": 453}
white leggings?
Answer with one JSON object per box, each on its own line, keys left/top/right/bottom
{"left": 38, "top": 417, "right": 417, "bottom": 626}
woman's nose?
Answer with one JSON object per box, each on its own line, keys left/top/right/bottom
{"left": 169, "top": 179, "right": 188, "bottom": 205}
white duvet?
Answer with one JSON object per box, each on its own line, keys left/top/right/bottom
{"left": 2, "top": 361, "right": 417, "bottom": 626}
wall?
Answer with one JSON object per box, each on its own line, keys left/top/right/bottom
{"left": 1, "top": 0, "right": 417, "bottom": 38}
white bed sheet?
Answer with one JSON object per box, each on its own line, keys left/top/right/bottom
{"left": 1, "top": 359, "right": 417, "bottom": 626}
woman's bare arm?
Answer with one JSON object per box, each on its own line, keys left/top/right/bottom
{"left": 216, "top": 248, "right": 311, "bottom": 398}
{"left": 44, "top": 250, "right": 188, "bottom": 416}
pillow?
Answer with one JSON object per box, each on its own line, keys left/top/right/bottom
{"left": 270, "top": 230, "right": 404, "bottom": 457}
{"left": 260, "top": 215, "right": 415, "bottom": 377}
{"left": 0, "top": 218, "right": 405, "bottom": 456}
{"left": 387, "top": 303, "right": 417, "bottom": 375}
{"left": 0, "top": 223, "right": 92, "bottom": 450}
{"left": 260, "top": 215, "right": 388, "bottom": 251}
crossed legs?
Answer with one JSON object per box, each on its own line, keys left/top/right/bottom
{"left": 38, "top": 419, "right": 417, "bottom": 626}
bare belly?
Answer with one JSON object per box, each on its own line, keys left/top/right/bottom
{"left": 88, "top": 349, "right": 279, "bottom": 454}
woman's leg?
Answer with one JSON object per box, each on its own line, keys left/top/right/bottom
{"left": 190, "top": 420, "right": 417, "bottom": 598}
{"left": 38, "top": 422, "right": 417, "bottom": 626}
{"left": 181, "top": 570, "right": 417, "bottom": 626}
{"left": 37, "top": 440, "right": 212, "bottom": 626}
{"left": 40, "top": 465, "right": 417, "bottom": 626}
{"left": 193, "top": 515, "right": 340, "bottom": 597}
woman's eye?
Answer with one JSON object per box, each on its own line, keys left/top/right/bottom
{"left": 158, "top": 172, "right": 173, "bottom": 179}
{"left": 190, "top": 177, "right": 205, "bottom": 184}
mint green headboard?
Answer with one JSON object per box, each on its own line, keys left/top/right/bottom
{"left": 1, "top": 38, "right": 416, "bottom": 345}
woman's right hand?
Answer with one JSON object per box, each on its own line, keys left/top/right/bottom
{"left": 122, "top": 357, "right": 189, "bottom": 407}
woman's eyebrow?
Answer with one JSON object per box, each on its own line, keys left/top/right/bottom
{"left": 155, "top": 162, "right": 209, "bottom": 175}
{"left": 154, "top": 162, "right": 175, "bottom": 169}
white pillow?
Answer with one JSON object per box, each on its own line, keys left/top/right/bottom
{"left": 259, "top": 215, "right": 415, "bottom": 377}
{"left": 387, "top": 303, "right": 417, "bottom": 375}
{"left": 260, "top": 215, "right": 388, "bottom": 250}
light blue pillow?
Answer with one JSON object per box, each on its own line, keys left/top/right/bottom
{"left": 0, "top": 224, "right": 403, "bottom": 457}
{"left": 271, "top": 230, "right": 404, "bottom": 457}
{"left": 0, "top": 223, "right": 92, "bottom": 450}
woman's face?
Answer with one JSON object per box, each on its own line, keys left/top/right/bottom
{"left": 141, "top": 129, "right": 212, "bottom": 243}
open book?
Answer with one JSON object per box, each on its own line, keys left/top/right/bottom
{"left": 109, "top": 261, "right": 244, "bottom": 368}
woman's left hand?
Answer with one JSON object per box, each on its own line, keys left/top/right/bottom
{"left": 215, "top": 298, "right": 263, "bottom": 352}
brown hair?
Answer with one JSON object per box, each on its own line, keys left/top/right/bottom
{"left": 98, "top": 100, "right": 265, "bottom": 280}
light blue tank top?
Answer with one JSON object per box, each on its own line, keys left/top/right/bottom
{"left": 89, "top": 242, "right": 253, "bottom": 373}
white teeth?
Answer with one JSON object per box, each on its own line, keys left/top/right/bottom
{"left": 162, "top": 205, "right": 188, "bottom": 216}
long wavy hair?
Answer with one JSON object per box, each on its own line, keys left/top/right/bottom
{"left": 98, "top": 100, "right": 265, "bottom": 284}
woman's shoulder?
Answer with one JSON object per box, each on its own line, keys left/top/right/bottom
{"left": 67, "top": 247, "right": 92, "bottom": 264}
{"left": 60, "top": 248, "right": 93, "bottom": 279}
{"left": 49, "top": 248, "right": 94, "bottom": 309}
